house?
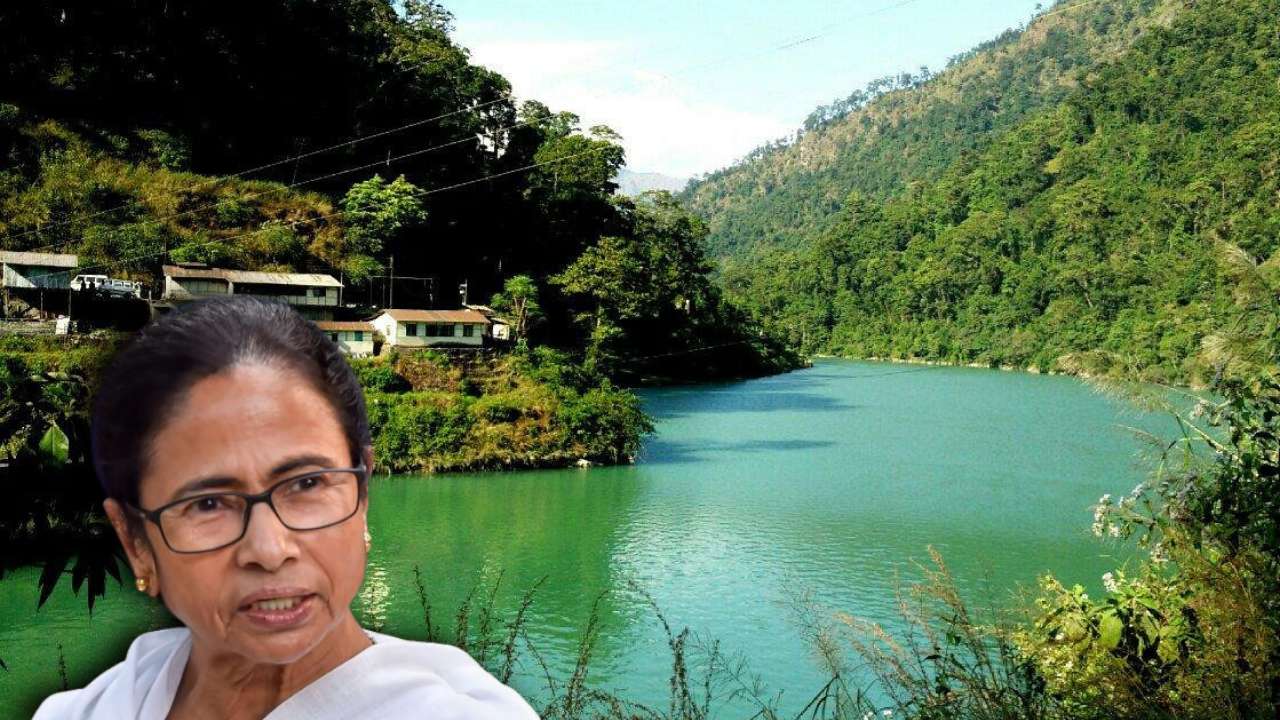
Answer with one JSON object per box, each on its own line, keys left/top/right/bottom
{"left": 162, "top": 263, "right": 342, "bottom": 320}
{"left": 370, "top": 308, "right": 489, "bottom": 348}
{"left": 1, "top": 251, "right": 79, "bottom": 290}
{"left": 464, "top": 303, "right": 512, "bottom": 341}
{"left": 315, "top": 320, "right": 375, "bottom": 357}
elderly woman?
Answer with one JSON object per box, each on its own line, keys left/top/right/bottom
{"left": 35, "top": 296, "right": 539, "bottom": 719}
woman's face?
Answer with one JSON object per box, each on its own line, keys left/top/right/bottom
{"left": 118, "top": 362, "right": 368, "bottom": 665}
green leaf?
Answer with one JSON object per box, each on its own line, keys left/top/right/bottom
{"left": 37, "top": 423, "right": 70, "bottom": 466}
{"left": 37, "top": 552, "right": 70, "bottom": 609}
{"left": 1098, "top": 611, "right": 1123, "bottom": 650}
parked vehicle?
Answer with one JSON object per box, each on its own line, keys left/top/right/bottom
{"left": 69, "top": 274, "right": 109, "bottom": 292}
{"left": 71, "top": 274, "right": 141, "bottom": 298}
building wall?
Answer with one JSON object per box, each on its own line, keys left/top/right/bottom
{"left": 233, "top": 284, "right": 338, "bottom": 307}
{"left": 373, "top": 314, "right": 484, "bottom": 347}
{"left": 3, "top": 264, "right": 73, "bottom": 290}
{"left": 323, "top": 330, "right": 374, "bottom": 357}
{"left": 165, "top": 276, "right": 230, "bottom": 299}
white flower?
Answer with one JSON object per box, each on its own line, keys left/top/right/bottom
{"left": 1091, "top": 521, "right": 1105, "bottom": 537}
{"left": 1131, "top": 483, "right": 1145, "bottom": 497}
{"left": 1098, "top": 493, "right": 1111, "bottom": 504}
{"left": 1102, "top": 572, "right": 1119, "bottom": 593}
{"left": 883, "top": 711, "right": 894, "bottom": 718}
{"left": 1108, "top": 524, "right": 1122, "bottom": 537}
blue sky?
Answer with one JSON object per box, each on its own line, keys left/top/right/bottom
{"left": 449, "top": 0, "right": 1046, "bottom": 177}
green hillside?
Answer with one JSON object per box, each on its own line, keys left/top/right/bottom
{"left": 683, "top": 0, "right": 1182, "bottom": 258}
{"left": 720, "top": 0, "right": 1280, "bottom": 385}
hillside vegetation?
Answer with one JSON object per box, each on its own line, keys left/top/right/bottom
{"left": 683, "top": 0, "right": 1182, "bottom": 258}
{"left": 710, "top": 0, "right": 1279, "bottom": 385}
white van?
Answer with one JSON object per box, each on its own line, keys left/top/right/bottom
{"left": 70, "top": 274, "right": 109, "bottom": 292}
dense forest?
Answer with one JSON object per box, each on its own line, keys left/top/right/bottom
{"left": 0, "top": 0, "right": 797, "bottom": 384}
{"left": 682, "top": 0, "right": 1183, "bottom": 258}
{"left": 693, "top": 0, "right": 1279, "bottom": 385}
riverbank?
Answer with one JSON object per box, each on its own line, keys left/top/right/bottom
{"left": 356, "top": 347, "right": 652, "bottom": 473}
{"left": 811, "top": 351, "right": 1206, "bottom": 389}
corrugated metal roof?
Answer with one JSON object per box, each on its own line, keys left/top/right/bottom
{"left": 0, "top": 250, "right": 79, "bottom": 268}
{"left": 162, "top": 264, "right": 341, "bottom": 287}
{"left": 315, "top": 321, "right": 374, "bottom": 331}
{"left": 378, "top": 308, "right": 490, "bottom": 324}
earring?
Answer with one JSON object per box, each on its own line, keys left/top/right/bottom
{"left": 363, "top": 528, "right": 372, "bottom": 552}
{"left": 135, "top": 577, "right": 149, "bottom": 593}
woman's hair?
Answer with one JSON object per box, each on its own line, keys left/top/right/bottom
{"left": 91, "top": 295, "right": 371, "bottom": 510}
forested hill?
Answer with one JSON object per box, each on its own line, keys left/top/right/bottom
{"left": 0, "top": 0, "right": 799, "bottom": 384}
{"left": 682, "top": 0, "right": 1182, "bottom": 259}
{"left": 720, "top": 0, "right": 1280, "bottom": 385}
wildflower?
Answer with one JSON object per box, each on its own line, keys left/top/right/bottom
{"left": 1108, "top": 524, "right": 1122, "bottom": 537}
{"left": 1091, "top": 520, "right": 1105, "bottom": 537}
{"left": 1102, "top": 572, "right": 1119, "bottom": 593}
{"left": 883, "top": 711, "right": 894, "bottom": 718}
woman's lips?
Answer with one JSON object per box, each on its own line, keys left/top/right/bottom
{"left": 239, "top": 593, "right": 318, "bottom": 628}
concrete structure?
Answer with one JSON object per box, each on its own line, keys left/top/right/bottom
{"left": 370, "top": 308, "right": 489, "bottom": 348}
{"left": 315, "top": 320, "right": 376, "bottom": 357}
{"left": 162, "top": 263, "right": 342, "bottom": 320}
{"left": 1, "top": 251, "right": 78, "bottom": 290}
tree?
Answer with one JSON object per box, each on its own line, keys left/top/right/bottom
{"left": 339, "top": 174, "right": 427, "bottom": 281}
{"left": 490, "top": 275, "right": 542, "bottom": 342}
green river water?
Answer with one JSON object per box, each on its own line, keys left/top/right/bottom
{"left": 0, "top": 359, "right": 1171, "bottom": 716}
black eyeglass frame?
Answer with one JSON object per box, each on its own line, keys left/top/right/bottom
{"left": 129, "top": 463, "right": 369, "bottom": 554}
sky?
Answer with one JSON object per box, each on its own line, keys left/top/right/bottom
{"left": 448, "top": 0, "right": 1047, "bottom": 179}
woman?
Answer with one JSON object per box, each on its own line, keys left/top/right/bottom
{"left": 35, "top": 296, "right": 540, "bottom": 719}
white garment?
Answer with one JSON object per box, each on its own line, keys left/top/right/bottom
{"left": 33, "top": 627, "right": 540, "bottom": 719}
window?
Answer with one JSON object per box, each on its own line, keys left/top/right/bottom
{"left": 406, "top": 323, "right": 418, "bottom": 337}
{"left": 311, "top": 287, "right": 327, "bottom": 298}
{"left": 329, "top": 332, "right": 339, "bottom": 342}
{"left": 353, "top": 331, "right": 363, "bottom": 342}
{"left": 462, "top": 324, "right": 475, "bottom": 337}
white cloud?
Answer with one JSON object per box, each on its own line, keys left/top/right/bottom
{"left": 458, "top": 30, "right": 791, "bottom": 178}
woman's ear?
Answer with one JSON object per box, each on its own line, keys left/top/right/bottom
{"left": 103, "top": 498, "right": 160, "bottom": 597}
{"left": 362, "top": 444, "right": 375, "bottom": 477}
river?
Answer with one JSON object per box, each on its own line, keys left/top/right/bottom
{"left": 0, "top": 359, "right": 1170, "bottom": 716}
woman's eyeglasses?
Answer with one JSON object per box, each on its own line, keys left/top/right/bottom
{"left": 131, "top": 465, "right": 367, "bottom": 554}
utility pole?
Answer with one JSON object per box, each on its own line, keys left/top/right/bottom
{"left": 388, "top": 254, "right": 395, "bottom": 308}
{"left": 459, "top": 279, "right": 468, "bottom": 306}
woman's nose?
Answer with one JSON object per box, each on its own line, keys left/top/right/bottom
{"left": 234, "top": 502, "right": 300, "bottom": 571}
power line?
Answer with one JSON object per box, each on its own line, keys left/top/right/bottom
{"left": 18, "top": 113, "right": 544, "bottom": 256}
{"left": 22, "top": 144, "right": 614, "bottom": 287}
{"left": 0, "top": 79, "right": 515, "bottom": 247}
{"left": 3, "top": 0, "right": 942, "bottom": 249}
{"left": 658, "top": 0, "right": 923, "bottom": 82}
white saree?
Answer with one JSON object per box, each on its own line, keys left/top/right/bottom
{"left": 33, "top": 628, "right": 540, "bottom": 719}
